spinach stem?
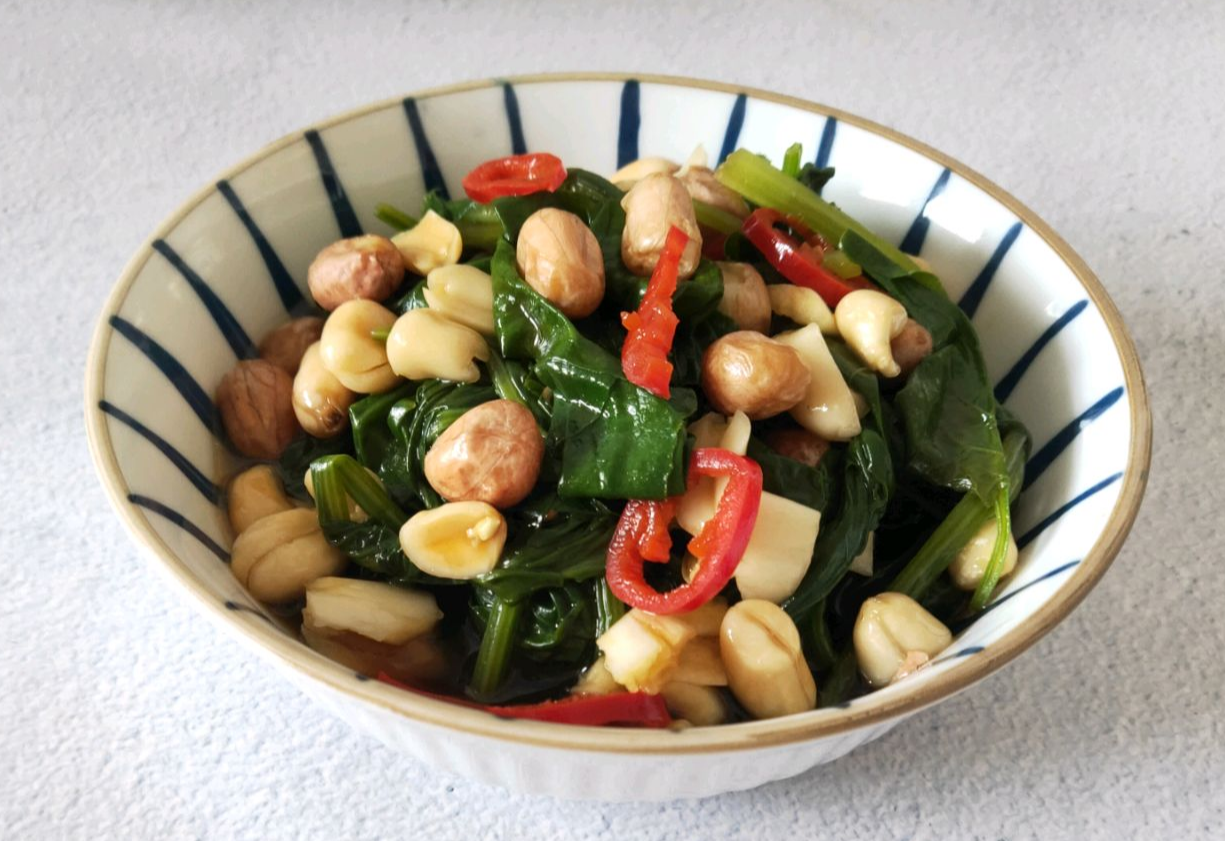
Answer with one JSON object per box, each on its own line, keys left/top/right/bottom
{"left": 375, "top": 203, "right": 417, "bottom": 231}
{"left": 311, "top": 455, "right": 406, "bottom": 531}
{"left": 822, "top": 248, "right": 862, "bottom": 280}
{"left": 595, "top": 578, "right": 626, "bottom": 637}
{"left": 807, "top": 599, "right": 838, "bottom": 672}
{"left": 970, "top": 487, "right": 1012, "bottom": 611}
{"left": 692, "top": 198, "right": 743, "bottom": 235}
{"left": 470, "top": 597, "right": 522, "bottom": 699}
{"left": 454, "top": 204, "right": 504, "bottom": 252}
{"left": 309, "top": 458, "right": 350, "bottom": 524}
{"left": 781, "top": 142, "right": 802, "bottom": 178}
{"left": 715, "top": 149, "right": 919, "bottom": 275}
{"left": 486, "top": 346, "right": 548, "bottom": 427}
{"left": 889, "top": 431, "right": 1025, "bottom": 600}
{"left": 818, "top": 649, "right": 860, "bottom": 707}
{"left": 889, "top": 493, "right": 984, "bottom": 599}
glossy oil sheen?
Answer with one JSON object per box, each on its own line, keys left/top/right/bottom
{"left": 85, "top": 75, "right": 1147, "bottom": 801}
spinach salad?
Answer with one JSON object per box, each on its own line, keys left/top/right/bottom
{"left": 216, "top": 143, "right": 1029, "bottom": 728}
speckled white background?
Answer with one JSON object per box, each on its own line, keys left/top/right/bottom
{"left": 2, "top": 0, "right": 1220, "bottom": 837}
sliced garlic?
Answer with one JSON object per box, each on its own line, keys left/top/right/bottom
{"left": 733, "top": 491, "right": 822, "bottom": 603}
{"left": 849, "top": 532, "right": 875, "bottom": 577}
{"left": 597, "top": 610, "right": 696, "bottom": 693}
{"left": 774, "top": 324, "right": 862, "bottom": 441}
{"left": 676, "top": 411, "right": 751, "bottom": 535}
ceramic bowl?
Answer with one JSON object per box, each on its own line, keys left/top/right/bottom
{"left": 85, "top": 73, "right": 1151, "bottom": 801}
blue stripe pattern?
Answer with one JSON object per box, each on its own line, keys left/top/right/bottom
{"left": 109, "top": 99, "right": 1127, "bottom": 684}
{"left": 501, "top": 82, "right": 527, "bottom": 155}
{"left": 109, "top": 316, "right": 217, "bottom": 432}
{"left": 898, "top": 168, "right": 951, "bottom": 255}
{"left": 958, "top": 221, "right": 1023, "bottom": 319}
{"left": 930, "top": 645, "right": 987, "bottom": 667}
{"left": 224, "top": 601, "right": 273, "bottom": 623}
{"left": 304, "top": 129, "right": 362, "bottom": 238}
{"left": 402, "top": 98, "right": 450, "bottom": 199}
{"left": 815, "top": 117, "right": 836, "bottom": 169}
{"left": 1018, "top": 473, "right": 1124, "bottom": 550}
{"left": 151, "top": 240, "right": 256, "bottom": 359}
{"left": 959, "top": 560, "right": 1082, "bottom": 626}
{"left": 717, "top": 93, "right": 747, "bottom": 165}
{"left": 129, "top": 494, "right": 229, "bottom": 561}
{"left": 216, "top": 179, "right": 304, "bottom": 314}
{"left": 100, "top": 401, "right": 221, "bottom": 504}
{"left": 617, "top": 80, "right": 640, "bottom": 168}
{"left": 994, "top": 300, "right": 1089, "bottom": 403}
{"left": 1025, "top": 387, "right": 1125, "bottom": 489}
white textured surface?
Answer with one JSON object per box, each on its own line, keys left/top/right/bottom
{"left": 1, "top": 0, "right": 1220, "bottom": 837}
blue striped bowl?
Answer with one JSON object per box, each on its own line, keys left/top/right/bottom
{"left": 84, "top": 74, "right": 1151, "bottom": 801}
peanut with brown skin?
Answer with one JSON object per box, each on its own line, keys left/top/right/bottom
{"left": 700, "top": 331, "right": 811, "bottom": 420}
{"left": 516, "top": 208, "right": 606, "bottom": 319}
{"left": 259, "top": 317, "right": 324, "bottom": 374}
{"left": 216, "top": 360, "right": 298, "bottom": 459}
{"left": 620, "top": 173, "right": 703, "bottom": 279}
{"left": 715, "top": 262, "right": 771, "bottom": 333}
{"left": 764, "top": 428, "right": 831, "bottom": 468}
{"left": 890, "top": 318, "right": 934, "bottom": 378}
{"left": 679, "top": 166, "right": 749, "bottom": 218}
{"left": 307, "top": 235, "right": 405, "bottom": 311}
{"left": 423, "top": 400, "right": 544, "bottom": 509}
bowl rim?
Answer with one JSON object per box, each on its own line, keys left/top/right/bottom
{"left": 84, "top": 71, "right": 1152, "bottom": 754}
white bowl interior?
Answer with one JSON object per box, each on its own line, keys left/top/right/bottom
{"left": 88, "top": 76, "right": 1141, "bottom": 792}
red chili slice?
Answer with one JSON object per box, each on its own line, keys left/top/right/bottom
{"left": 620, "top": 226, "right": 687, "bottom": 399}
{"left": 462, "top": 153, "right": 568, "bottom": 203}
{"left": 605, "top": 448, "right": 763, "bottom": 615}
{"left": 375, "top": 673, "right": 672, "bottom": 728}
{"left": 741, "top": 208, "right": 874, "bottom": 306}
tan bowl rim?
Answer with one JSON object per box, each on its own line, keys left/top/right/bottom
{"left": 84, "top": 72, "right": 1152, "bottom": 755}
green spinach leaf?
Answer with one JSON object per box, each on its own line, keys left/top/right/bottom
{"left": 894, "top": 342, "right": 1006, "bottom": 500}
{"left": 308, "top": 454, "right": 453, "bottom": 587}
{"left": 797, "top": 163, "right": 836, "bottom": 195}
{"left": 783, "top": 427, "right": 894, "bottom": 620}
{"left": 745, "top": 436, "right": 841, "bottom": 512}
{"left": 388, "top": 279, "right": 428, "bottom": 314}
{"left": 486, "top": 347, "right": 552, "bottom": 427}
{"left": 491, "top": 240, "right": 619, "bottom": 372}
{"left": 839, "top": 229, "right": 1012, "bottom": 506}
{"left": 476, "top": 516, "right": 617, "bottom": 603}
{"left": 492, "top": 240, "right": 689, "bottom": 499}
{"left": 490, "top": 168, "right": 625, "bottom": 244}
{"left": 379, "top": 380, "right": 496, "bottom": 510}
{"left": 538, "top": 356, "right": 689, "bottom": 499}
{"left": 277, "top": 433, "right": 353, "bottom": 500}
{"left": 349, "top": 383, "right": 415, "bottom": 469}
